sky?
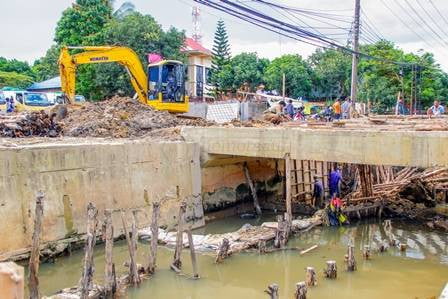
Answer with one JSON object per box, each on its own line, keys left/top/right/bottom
{"left": 1, "top": 0, "right": 448, "bottom": 70}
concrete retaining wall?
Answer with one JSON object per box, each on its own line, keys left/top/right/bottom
{"left": 0, "top": 140, "right": 203, "bottom": 256}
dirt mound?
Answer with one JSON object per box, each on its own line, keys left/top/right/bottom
{"left": 62, "top": 96, "right": 214, "bottom": 138}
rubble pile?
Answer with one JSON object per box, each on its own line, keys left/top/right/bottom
{"left": 346, "top": 167, "right": 448, "bottom": 228}
{"left": 0, "top": 111, "right": 62, "bottom": 138}
{"left": 62, "top": 96, "right": 214, "bottom": 138}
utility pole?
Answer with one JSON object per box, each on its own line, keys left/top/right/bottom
{"left": 350, "top": 0, "right": 361, "bottom": 108}
{"left": 410, "top": 65, "right": 414, "bottom": 115}
{"left": 282, "top": 73, "right": 286, "bottom": 100}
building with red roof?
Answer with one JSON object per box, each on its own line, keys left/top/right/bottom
{"left": 181, "top": 37, "right": 213, "bottom": 100}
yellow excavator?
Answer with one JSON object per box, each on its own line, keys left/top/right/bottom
{"left": 58, "top": 46, "right": 189, "bottom": 113}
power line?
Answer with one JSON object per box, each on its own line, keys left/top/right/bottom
{"left": 243, "top": 0, "right": 350, "bottom": 46}
{"left": 415, "top": 0, "right": 448, "bottom": 40}
{"left": 380, "top": 0, "right": 438, "bottom": 51}
{"left": 194, "top": 0, "right": 331, "bottom": 48}
{"left": 428, "top": 0, "right": 448, "bottom": 28}
{"left": 360, "top": 23, "right": 382, "bottom": 43}
{"left": 360, "top": 8, "right": 385, "bottom": 40}
{"left": 395, "top": 0, "right": 444, "bottom": 47}
{"left": 210, "top": 0, "right": 348, "bottom": 48}
{"left": 402, "top": 0, "right": 448, "bottom": 47}
{"left": 241, "top": 0, "right": 329, "bottom": 40}
{"left": 194, "top": 0, "right": 421, "bottom": 67}
{"left": 249, "top": 0, "right": 354, "bottom": 24}
{"left": 360, "top": 22, "right": 382, "bottom": 42}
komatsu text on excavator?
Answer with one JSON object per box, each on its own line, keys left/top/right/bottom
{"left": 59, "top": 46, "right": 189, "bottom": 113}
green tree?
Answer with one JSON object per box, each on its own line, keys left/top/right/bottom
{"left": 358, "top": 40, "right": 403, "bottom": 109}
{"left": 32, "top": 45, "right": 60, "bottom": 82}
{"left": 0, "top": 71, "right": 34, "bottom": 88}
{"left": 214, "top": 52, "right": 269, "bottom": 91}
{"left": 308, "top": 48, "right": 351, "bottom": 99}
{"left": 230, "top": 52, "right": 269, "bottom": 90}
{"left": 211, "top": 20, "right": 231, "bottom": 92}
{"left": 264, "top": 54, "right": 312, "bottom": 98}
{"left": 0, "top": 57, "right": 33, "bottom": 77}
{"left": 52, "top": 0, "right": 113, "bottom": 99}
{"left": 55, "top": 0, "right": 113, "bottom": 46}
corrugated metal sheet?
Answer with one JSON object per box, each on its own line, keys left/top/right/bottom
{"left": 27, "top": 76, "right": 61, "bottom": 91}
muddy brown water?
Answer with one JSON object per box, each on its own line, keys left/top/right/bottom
{"left": 33, "top": 217, "right": 447, "bottom": 298}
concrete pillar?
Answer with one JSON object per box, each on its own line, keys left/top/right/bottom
{"left": 0, "top": 262, "right": 24, "bottom": 299}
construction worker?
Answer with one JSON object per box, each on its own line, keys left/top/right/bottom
{"left": 427, "top": 100, "right": 444, "bottom": 117}
{"left": 312, "top": 175, "right": 324, "bottom": 208}
{"left": 323, "top": 105, "right": 333, "bottom": 122}
{"left": 329, "top": 166, "right": 342, "bottom": 198}
{"left": 332, "top": 98, "right": 342, "bottom": 120}
{"left": 395, "top": 96, "right": 406, "bottom": 115}
{"left": 341, "top": 97, "right": 351, "bottom": 119}
{"left": 285, "top": 99, "right": 295, "bottom": 118}
{"left": 328, "top": 195, "right": 348, "bottom": 226}
{"left": 6, "top": 97, "right": 14, "bottom": 113}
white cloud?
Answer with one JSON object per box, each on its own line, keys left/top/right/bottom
{"left": 230, "top": 40, "right": 316, "bottom": 61}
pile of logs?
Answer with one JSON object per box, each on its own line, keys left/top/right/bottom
{"left": 0, "top": 111, "right": 62, "bottom": 137}
{"left": 344, "top": 166, "right": 448, "bottom": 221}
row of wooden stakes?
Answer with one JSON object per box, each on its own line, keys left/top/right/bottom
{"left": 28, "top": 194, "right": 200, "bottom": 299}
{"left": 264, "top": 233, "right": 408, "bottom": 299}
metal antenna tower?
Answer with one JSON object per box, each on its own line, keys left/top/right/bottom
{"left": 192, "top": 6, "right": 202, "bottom": 43}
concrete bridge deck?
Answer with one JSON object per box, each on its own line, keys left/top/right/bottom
{"left": 181, "top": 126, "right": 448, "bottom": 167}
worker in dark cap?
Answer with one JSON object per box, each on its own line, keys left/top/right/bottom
{"left": 312, "top": 175, "right": 324, "bottom": 208}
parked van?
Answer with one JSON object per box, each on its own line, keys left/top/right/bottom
{"left": 46, "top": 92, "right": 86, "bottom": 104}
{"left": 15, "top": 92, "right": 54, "bottom": 111}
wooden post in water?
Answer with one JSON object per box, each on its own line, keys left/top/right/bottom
{"left": 258, "top": 240, "right": 267, "bottom": 254}
{"left": 147, "top": 202, "right": 160, "bottom": 274}
{"left": 215, "top": 238, "right": 230, "bottom": 263}
{"left": 399, "top": 243, "right": 407, "bottom": 252}
{"left": 265, "top": 283, "right": 279, "bottom": 299}
{"left": 324, "top": 261, "right": 337, "bottom": 279}
{"left": 274, "top": 215, "right": 282, "bottom": 248}
{"left": 294, "top": 282, "right": 307, "bottom": 299}
{"left": 172, "top": 202, "right": 186, "bottom": 271}
{"left": 363, "top": 245, "right": 371, "bottom": 260}
{"left": 346, "top": 245, "right": 357, "bottom": 271}
{"left": 80, "top": 203, "right": 99, "bottom": 299}
{"left": 274, "top": 215, "right": 288, "bottom": 248}
{"left": 305, "top": 267, "right": 317, "bottom": 287}
{"left": 29, "top": 192, "right": 44, "bottom": 299}
{"left": 103, "top": 209, "right": 116, "bottom": 298}
{"left": 384, "top": 219, "right": 397, "bottom": 246}
{"left": 186, "top": 229, "right": 199, "bottom": 279}
{"left": 284, "top": 212, "right": 292, "bottom": 238}
{"left": 243, "top": 162, "right": 262, "bottom": 216}
{"left": 121, "top": 210, "right": 140, "bottom": 286}
{"left": 379, "top": 242, "right": 388, "bottom": 253}
{"left": 285, "top": 153, "right": 292, "bottom": 225}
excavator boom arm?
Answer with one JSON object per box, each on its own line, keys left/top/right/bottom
{"left": 59, "top": 46, "right": 148, "bottom": 104}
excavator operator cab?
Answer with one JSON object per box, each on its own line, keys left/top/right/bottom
{"left": 148, "top": 60, "right": 186, "bottom": 104}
